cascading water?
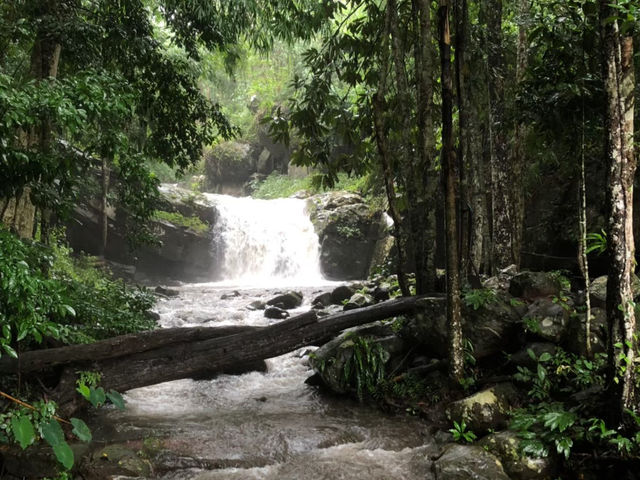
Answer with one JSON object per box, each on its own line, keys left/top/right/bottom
{"left": 205, "top": 194, "right": 324, "bottom": 285}
{"left": 87, "top": 192, "right": 435, "bottom": 479}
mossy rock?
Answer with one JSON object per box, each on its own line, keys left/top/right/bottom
{"left": 478, "top": 431, "right": 556, "bottom": 480}
{"left": 446, "top": 384, "right": 519, "bottom": 435}
{"left": 433, "top": 444, "right": 510, "bottom": 480}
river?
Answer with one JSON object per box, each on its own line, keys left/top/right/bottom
{"left": 89, "top": 194, "right": 437, "bottom": 479}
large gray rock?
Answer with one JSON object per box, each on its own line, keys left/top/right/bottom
{"left": 266, "top": 291, "right": 303, "bottom": 309}
{"left": 478, "top": 431, "right": 556, "bottom": 480}
{"left": 307, "top": 192, "right": 389, "bottom": 280}
{"left": 343, "top": 292, "right": 374, "bottom": 311}
{"left": 564, "top": 307, "right": 607, "bottom": 356}
{"left": 509, "top": 271, "right": 564, "bottom": 300}
{"left": 523, "top": 297, "right": 572, "bottom": 343}
{"left": 309, "top": 322, "right": 403, "bottom": 395}
{"left": 204, "top": 141, "right": 256, "bottom": 195}
{"left": 446, "top": 384, "right": 519, "bottom": 435}
{"left": 403, "top": 294, "right": 522, "bottom": 360}
{"left": 433, "top": 444, "right": 510, "bottom": 480}
{"left": 589, "top": 275, "right": 640, "bottom": 309}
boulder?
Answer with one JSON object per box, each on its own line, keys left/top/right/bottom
{"left": 446, "top": 384, "right": 519, "bottom": 435}
{"left": 403, "top": 294, "right": 522, "bottom": 360}
{"left": 589, "top": 275, "right": 640, "bottom": 309}
{"left": 264, "top": 306, "right": 290, "bottom": 319}
{"left": 509, "top": 271, "right": 564, "bottom": 300}
{"left": 309, "top": 322, "right": 403, "bottom": 395}
{"left": 307, "top": 192, "right": 389, "bottom": 280}
{"left": 204, "top": 141, "right": 256, "bottom": 195}
{"left": 266, "top": 291, "right": 303, "bottom": 309}
{"left": 312, "top": 292, "right": 333, "bottom": 308}
{"left": 66, "top": 184, "right": 218, "bottom": 282}
{"left": 372, "top": 283, "right": 391, "bottom": 302}
{"left": 246, "top": 300, "right": 266, "bottom": 311}
{"left": 523, "top": 298, "right": 572, "bottom": 343}
{"left": 478, "top": 431, "right": 556, "bottom": 480}
{"left": 433, "top": 444, "right": 510, "bottom": 480}
{"left": 331, "top": 285, "right": 356, "bottom": 304}
{"left": 343, "top": 292, "right": 374, "bottom": 311}
{"left": 564, "top": 307, "right": 607, "bottom": 356}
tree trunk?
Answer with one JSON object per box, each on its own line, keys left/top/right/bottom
{"left": 486, "top": 0, "right": 512, "bottom": 272}
{"left": 439, "top": 0, "right": 464, "bottom": 383}
{"left": 511, "top": 0, "right": 529, "bottom": 269}
{"left": 454, "top": 0, "right": 470, "bottom": 278}
{"left": 413, "top": 0, "right": 438, "bottom": 293}
{"left": 11, "top": 296, "right": 432, "bottom": 414}
{"left": 600, "top": 0, "right": 636, "bottom": 421}
{"left": 99, "top": 157, "right": 110, "bottom": 257}
{"left": 373, "top": 3, "right": 410, "bottom": 297}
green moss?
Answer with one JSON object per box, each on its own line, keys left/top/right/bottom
{"left": 153, "top": 210, "right": 210, "bottom": 234}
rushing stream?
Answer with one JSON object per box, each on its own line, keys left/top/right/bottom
{"left": 90, "top": 195, "right": 436, "bottom": 479}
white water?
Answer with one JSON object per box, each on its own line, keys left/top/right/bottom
{"left": 206, "top": 194, "right": 325, "bottom": 287}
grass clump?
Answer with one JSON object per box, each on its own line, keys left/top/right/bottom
{"left": 153, "top": 210, "right": 210, "bottom": 234}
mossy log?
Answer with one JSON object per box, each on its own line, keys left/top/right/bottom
{"left": 1, "top": 296, "right": 429, "bottom": 414}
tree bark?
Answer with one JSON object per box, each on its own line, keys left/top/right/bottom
{"left": 99, "top": 157, "right": 110, "bottom": 257}
{"left": 2, "top": 296, "right": 431, "bottom": 412}
{"left": 439, "top": 0, "right": 464, "bottom": 383}
{"left": 511, "top": 0, "right": 529, "bottom": 269}
{"left": 486, "top": 0, "right": 512, "bottom": 272}
{"left": 373, "top": 3, "right": 410, "bottom": 296}
{"left": 600, "top": 0, "right": 636, "bottom": 421}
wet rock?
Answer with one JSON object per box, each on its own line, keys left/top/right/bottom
{"left": 79, "top": 443, "right": 153, "bottom": 479}
{"left": 564, "top": 307, "right": 607, "bottom": 356}
{"left": 312, "top": 291, "right": 333, "bottom": 307}
{"left": 307, "top": 191, "right": 388, "bottom": 280}
{"left": 509, "top": 271, "right": 564, "bottom": 300}
{"left": 523, "top": 297, "right": 572, "bottom": 343}
{"left": 221, "top": 290, "right": 241, "bottom": 300}
{"left": 331, "top": 285, "right": 355, "bottom": 304}
{"left": 446, "top": 383, "right": 519, "bottom": 435}
{"left": 145, "top": 310, "right": 161, "bottom": 321}
{"left": 155, "top": 286, "right": 180, "bottom": 297}
{"left": 246, "top": 300, "right": 266, "bottom": 310}
{"left": 404, "top": 294, "right": 522, "bottom": 360}
{"left": 266, "top": 291, "right": 303, "bottom": 309}
{"left": 433, "top": 444, "right": 510, "bottom": 480}
{"left": 309, "top": 322, "right": 403, "bottom": 395}
{"left": 343, "top": 292, "right": 375, "bottom": 311}
{"left": 264, "top": 306, "right": 290, "bottom": 319}
{"left": 372, "top": 283, "right": 391, "bottom": 302}
{"left": 478, "top": 431, "right": 556, "bottom": 480}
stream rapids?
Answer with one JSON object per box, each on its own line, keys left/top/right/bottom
{"left": 89, "top": 194, "right": 436, "bottom": 478}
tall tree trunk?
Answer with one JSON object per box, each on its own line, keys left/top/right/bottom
{"left": 439, "top": 0, "right": 464, "bottom": 382}
{"left": 99, "top": 158, "right": 110, "bottom": 257}
{"left": 486, "top": 0, "right": 512, "bottom": 272}
{"left": 600, "top": 0, "right": 636, "bottom": 421}
{"left": 454, "top": 0, "right": 471, "bottom": 279}
{"left": 511, "top": 0, "right": 529, "bottom": 269}
{"left": 373, "top": 2, "right": 410, "bottom": 297}
{"left": 413, "top": 0, "right": 438, "bottom": 293}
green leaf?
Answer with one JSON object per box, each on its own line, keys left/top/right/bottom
{"left": 88, "top": 387, "right": 106, "bottom": 407}
{"left": 538, "top": 352, "right": 552, "bottom": 362}
{"left": 11, "top": 415, "right": 35, "bottom": 449}
{"left": 70, "top": 418, "right": 92, "bottom": 442}
{"left": 41, "top": 418, "right": 65, "bottom": 447}
{"left": 63, "top": 305, "right": 76, "bottom": 317}
{"left": 106, "top": 390, "right": 126, "bottom": 410}
{"left": 3, "top": 344, "right": 18, "bottom": 358}
{"left": 52, "top": 442, "right": 74, "bottom": 470}
{"left": 76, "top": 383, "right": 90, "bottom": 401}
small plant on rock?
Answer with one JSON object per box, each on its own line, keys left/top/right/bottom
{"left": 449, "top": 420, "right": 477, "bottom": 443}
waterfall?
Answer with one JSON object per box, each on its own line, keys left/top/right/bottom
{"left": 205, "top": 194, "right": 324, "bottom": 285}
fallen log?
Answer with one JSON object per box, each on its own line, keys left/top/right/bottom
{"left": 0, "top": 325, "right": 260, "bottom": 374}
{"left": 7, "top": 295, "right": 430, "bottom": 412}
